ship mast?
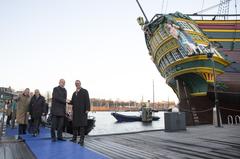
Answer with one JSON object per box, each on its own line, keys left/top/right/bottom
{"left": 136, "top": 0, "right": 149, "bottom": 23}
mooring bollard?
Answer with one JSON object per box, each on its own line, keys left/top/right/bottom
{"left": 235, "top": 115, "right": 240, "bottom": 125}
{"left": 227, "top": 115, "right": 233, "bottom": 125}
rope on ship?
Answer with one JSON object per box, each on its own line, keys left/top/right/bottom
{"left": 179, "top": 107, "right": 240, "bottom": 113}
{"left": 179, "top": 107, "right": 213, "bottom": 113}
{"left": 231, "top": 0, "right": 238, "bottom": 50}
{"left": 194, "top": 0, "right": 232, "bottom": 14}
{"left": 219, "top": 107, "right": 240, "bottom": 112}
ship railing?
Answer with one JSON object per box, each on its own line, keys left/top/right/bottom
{"left": 227, "top": 115, "right": 234, "bottom": 125}
{"left": 235, "top": 115, "right": 240, "bottom": 125}
{"left": 186, "top": 14, "right": 240, "bottom": 20}
{"left": 150, "top": 14, "right": 240, "bottom": 22}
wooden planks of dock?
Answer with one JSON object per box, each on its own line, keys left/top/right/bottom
{"left": 0, "top": 136, "right": 36, "bottom": 159}
{"left": 85, "top": 125, "right": 240, "bottom": 159}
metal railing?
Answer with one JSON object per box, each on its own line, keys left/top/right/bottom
{"left": 150, "top": 13, "right": 240, "bottom": 22}
{"left": 227, "top": 115, "right": 240, "bottom": 125}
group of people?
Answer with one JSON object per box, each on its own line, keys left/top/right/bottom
{"left": 6, "top": 78, "right": 90, "bottom": 146}
{"left": 4, "top": 89, "right": 47, "bottom": 135}
{"left": 5, "top": 99, "right": 17, "bottom": 128}
{"left": 14, "top": 88, "right": 48, "bottom": 136}
{"left": 50, "top": 79, "right": 90, "bottom": 146}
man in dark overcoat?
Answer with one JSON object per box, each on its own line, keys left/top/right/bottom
{"left": 29, "top": 89, "right": 45, "bottom": 136}
{"left": 70, "top": 80, "right": 90, "bottom": 146}
{"left": 51, "top": 79, "right": 67, "bottom": 141}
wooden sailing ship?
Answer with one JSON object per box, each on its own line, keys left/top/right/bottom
{"left": 137, "top": 11, "right": 240, "bottom": 125}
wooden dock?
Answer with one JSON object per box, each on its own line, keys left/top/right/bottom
{"left": 0, "top": 136, "right": 36, "bottom": 159}
{"left": 85, "top": 125, "right": 240, "bottom": 159}
{"left": 1, "top": 124, "right": 240, "bottom": 159}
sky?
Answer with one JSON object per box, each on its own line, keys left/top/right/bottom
{"left": 0, "top": 0, "right": 236, "bottom": 102}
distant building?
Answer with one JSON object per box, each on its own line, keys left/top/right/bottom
{"left": 0, "top": 87, "right": 17, "bottom": 108}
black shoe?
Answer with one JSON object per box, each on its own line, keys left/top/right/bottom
{"left": 17, "top": 136, "right": 25, "bottom": 142}
{"left": 17, "top": 135, "right": 22, "bottom": 140}
{"left": 78, "top": 140, "right": 84, "bottom": 146}
{"left": 70, "top": 139, "right": 77, "bottom": 143}
{"left": 57, "top": 138, "right": 66, "bottom": 141}
{"left": 51, "top": 138, "right": 56, "bottom": 142}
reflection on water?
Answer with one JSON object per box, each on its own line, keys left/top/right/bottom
{"left": 88, "top": 111, "right": 164, "bottom": 135}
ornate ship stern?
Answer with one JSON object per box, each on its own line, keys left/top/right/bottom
{"left": 137, "top": 12, "right": 231, "bottom": 125}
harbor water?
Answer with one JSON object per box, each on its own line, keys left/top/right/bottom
{"left": 88, "top": 111, "right": 164, "bottom": 135}
{"left": 0, "top": 111, "right": 164, "bottom": 136}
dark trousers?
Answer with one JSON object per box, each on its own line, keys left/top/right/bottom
{"left": 73, "top": 126, "right": 85, "bottom": 142}
{"left": 6, "top": 113, "right": 12, "bottom": 126}
{"left": 11, "top": 111, "right": 16, "bottom": 128}
{"left": 51, "top": 115, "right": 64, "bottom": 139}
{"left": 41, "top": 116, "right": 47, "bottom": 127}
{"left": 32, "top": 117, "right": 41, "bottom": 134}
{"left": 18, "top": 124, "right": 27, "bottom": 135}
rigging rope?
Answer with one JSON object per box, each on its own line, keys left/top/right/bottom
{"left": 219, "top": 107, "right": 240, "bottom": 112}
{"left": 194, "top": 0, "right": 232, "bottom": 14}
{"left": 178, "top": 106, "right": 240, "bottom": 113}
{"left": 164, "top": 0, "right": 168, "bottom": 14}
{"left": 161, "top": 0, "right": 165, "bottom": 14}
{"left": 218, "top": 0, "right": 230, "bottom": 19}
{"left": 201, "top": 0, "right": 205, "bottom": 12}
{"left": 231, "top": 0, "right": 238, "bottom": 50}
{"left": 179, "top": 107, "right": 213, "bottom": 113}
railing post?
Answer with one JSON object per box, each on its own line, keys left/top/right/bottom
{"left": 235, "top": 115, "right": 240, "bottom": 125}
{"left": 227, "top": 115, "right": 233, "bottom": 125}
{"left": 0, "top": 110, "right": 6, "bottom": 138}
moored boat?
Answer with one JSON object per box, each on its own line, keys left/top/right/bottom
{"left": 45, "top": 115, "right": 95, "bottom": 135}
{"left": 111, "top": 112, "right": 160, "bottom": 122}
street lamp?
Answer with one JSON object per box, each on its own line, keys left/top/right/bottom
{"left": 206, "top": 46, "right": 222, "bottom": 127}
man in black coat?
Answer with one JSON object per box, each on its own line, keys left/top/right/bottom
{"left": 70, "top": 80, "right": 90, "bottom": 146}
{"left": 29, "top": 89, "right": 45, "bottom": 136}
{"left": 51, "top": 79, "right": 67, "bottom": 141}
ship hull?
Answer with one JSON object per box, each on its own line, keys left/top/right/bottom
{"left": 173, "top": 17, "right": 240, "bottom": 125}
{"left": 178, "top": 81, "right": 240, "bottom": 125}
{"left": 139, "top": 12, "right": 240, "bottom": 126}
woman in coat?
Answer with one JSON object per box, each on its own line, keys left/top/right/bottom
{"left": 16, "top": 88, "right": 31, "bottom": 135}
